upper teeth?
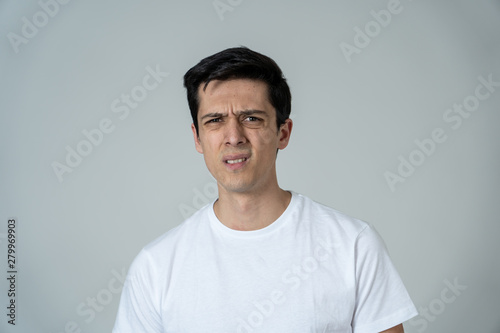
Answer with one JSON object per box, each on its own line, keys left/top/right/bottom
{"left": 227, "top": 158, "right": 246, "bottom": 164}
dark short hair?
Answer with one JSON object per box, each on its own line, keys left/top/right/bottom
{"left": 183, "top": 46, "right": 292, "bottom": 135}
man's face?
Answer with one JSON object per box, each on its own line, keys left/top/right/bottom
{"left": 192, "top": 78, "right": 292, "bottom": 195}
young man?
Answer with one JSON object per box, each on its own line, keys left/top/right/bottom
{"left": 113, "top": 47, "right": 417, "bottom": 332}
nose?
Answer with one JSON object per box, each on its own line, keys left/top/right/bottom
{"left": 225, "top": 118, "right": 246, "bottom": 146}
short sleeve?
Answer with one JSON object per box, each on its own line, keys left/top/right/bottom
{"left": 351, "top": 225, "right": 418, "bottom": 333}
{"left": 112, "top": 250, "right": 163, "bottom": 333}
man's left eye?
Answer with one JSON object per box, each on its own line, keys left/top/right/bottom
{"left": 244, "top": 116, "right": 260, "bottom": 122}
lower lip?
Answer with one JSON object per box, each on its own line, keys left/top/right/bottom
{"left": 225, "top": 159, "right": 248, "bottom": 171}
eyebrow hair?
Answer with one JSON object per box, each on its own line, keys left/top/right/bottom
{"left": 239, "top": 110, "right": 267, "bottom": 117}
{"left": 200, "top": 112, "right": 224, "bottom": 120}
{"left": 200, "top": 109, "right": 267, "bottom": 120}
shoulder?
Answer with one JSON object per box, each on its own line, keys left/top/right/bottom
{"left": 293, "top": 192, "right": 370, "bottom": 241}
{"left": 150, "top": 202, "right": 210, "bottom": 247}
{"left": 127, "top": 203, "right": 212, "bottom": 277}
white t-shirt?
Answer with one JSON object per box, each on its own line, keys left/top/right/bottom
{"left": 113, "top": 192, "right": 417, "bottom": 333}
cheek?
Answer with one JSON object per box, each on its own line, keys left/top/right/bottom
{"left": 255, "top": 129, "right": 279, "bottom": 146}
{"left": 199, "top": 135, "right": 220, "bottom": 159}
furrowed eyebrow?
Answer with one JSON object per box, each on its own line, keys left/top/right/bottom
{"left": 200, "top": 112, "right": 225, "bottom": 120}
{"left": 238, "top": 110, "right": 267, "bottom": 117}
{"left": 200, "top": 110, "right": 267, "bottom": 120}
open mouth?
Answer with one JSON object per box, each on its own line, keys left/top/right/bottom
{"left": 225, "top": 158, "right": 247, "bottom": 164}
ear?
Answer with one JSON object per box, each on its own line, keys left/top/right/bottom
{"left": 191, "top": 123, "right": 204, "bottom": 154}
{"left": 277, "top": 118, "right": 293, "bottom": 150}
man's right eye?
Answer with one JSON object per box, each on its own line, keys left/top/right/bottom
{"left": 205, "top": 118, "right": 221, "bottom": 124}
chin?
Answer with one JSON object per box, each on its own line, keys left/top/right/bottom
{"left": 219, "top": 180, "right": 255, "bottom": 194}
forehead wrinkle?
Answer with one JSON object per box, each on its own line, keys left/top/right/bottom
{"left": 200, "top": 112, "right": 225, "bottom": 120}
{"left": 200, "top": 109, "right": 269, "bottom": 120}
{"left": 197, "top": 79, "right": 274, "bottom": 121}
{"left": 238, "top": 110, "right": 267, "bottom": 116}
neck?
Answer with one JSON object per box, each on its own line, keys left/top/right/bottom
{"left": 213, "top": 184, "right": 291, "bottom": 231}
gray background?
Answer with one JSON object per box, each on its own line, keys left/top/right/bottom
{"left": 1, "top": 0, "right": 499, "bottom": 332}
